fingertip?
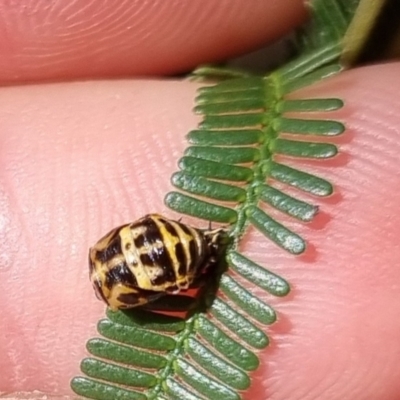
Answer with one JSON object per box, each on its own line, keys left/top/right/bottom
{"left": 0, "top": 0, "right": 307, "bottom": 83}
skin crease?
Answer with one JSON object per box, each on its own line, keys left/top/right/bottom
{"left": 1, "top": 2, "right": 400, "bottom": 400}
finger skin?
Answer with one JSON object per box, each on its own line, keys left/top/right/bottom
{"left": 247, "top": 64, "right": 400, "bottom": 400}
{"left": 0, "top": 63, "right": 400, "bottom": 399}
{"left": 0, "top": 0, "right": 306, "bottom": 83}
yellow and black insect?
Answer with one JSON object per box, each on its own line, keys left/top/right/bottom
{"left": 89, "top": 213, "right": 226, "bottom": 310}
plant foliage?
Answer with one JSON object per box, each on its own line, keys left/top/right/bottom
{"left": 71, "top": 0, "right": 365, "bottom": 399}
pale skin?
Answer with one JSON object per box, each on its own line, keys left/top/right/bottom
{"left": 1, "top": 1, "right": 400, "bottom": 399}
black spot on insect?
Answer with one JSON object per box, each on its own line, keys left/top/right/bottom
{"left": 117, "top": 292, "right": 143, "bottom": 307}
{"left": 139, "top": 253, "right": 153, "bottom": 267}
{"left": 175, "top": 242, "right": 187, "bottom": 276}
{"left": 179, "top": 223, "right": 192, "bottom": 236}
{"left": 105, "top": 261, "right": 138, "bottom": 289}
{"left": 140, "top": 248, "right": 175, "bottom": 284}
{"left": 162, "top": 219, "right": 179, "bottom": 237}
{"left": 118, "top": 290, "right": 164, "bottom": 307}
{"left": 96, "top": 236, "right": 122, "bottom": 263}
{"left": 133, "top": 233, "right": 146, "bottom": 249}
{"left": 151, "top": 247, "right": 176, "bottom": 281}
{"left": 188, "top": 239, "right": 199, "bottom": 272}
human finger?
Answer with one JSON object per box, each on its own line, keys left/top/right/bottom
{"left": 1, "top": 63, "right": 400, "bottom": 399}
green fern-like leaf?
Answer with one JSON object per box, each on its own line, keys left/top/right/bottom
{"left": 71, "top": 0, "right": 364, "bottom": 399}
{"left": 166, "top": 67, "right": 344, "bottom": 247}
